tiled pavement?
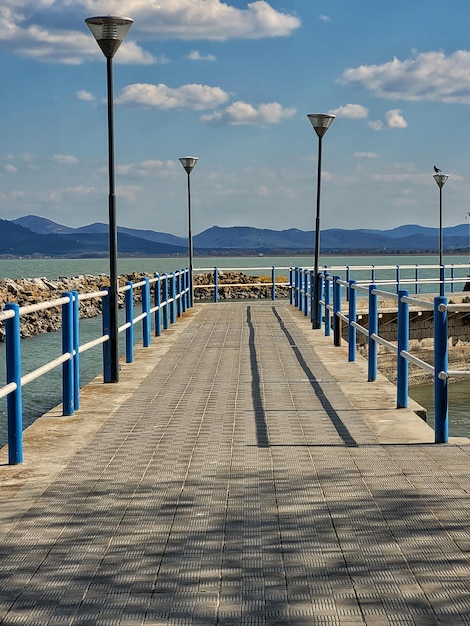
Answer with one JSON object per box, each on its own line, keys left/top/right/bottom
{"left": 0, "top": 301, "right": 470, "bottom": 625}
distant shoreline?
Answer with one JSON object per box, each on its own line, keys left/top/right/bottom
{"left": 0, "top": 250, "right": 467, "bottom": 261}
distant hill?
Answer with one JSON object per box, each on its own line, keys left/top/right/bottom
{"left": 13, "top": 216, "right": 187, "bottom": 248}
{"left": 5, "top": 217, "right": 187, "bottom": 257}
{"left": 3, "top": 215, "right": 468, "bottom": 258}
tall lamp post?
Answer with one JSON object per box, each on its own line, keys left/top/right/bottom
{"left": 85, "top": 15, "right": 133, "bottom": 383}
{"left": 307, "top": 113, "right": 335, "bottom": 329}
{"left": 179, "top": 156, "right": 198, "bottom": 307}
{"left": 433, "top": 171, "right": 449, "bottom": 297}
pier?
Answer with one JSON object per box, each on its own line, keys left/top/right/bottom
{"left": 1, "top": 300, "right": 470, "bottom": 624}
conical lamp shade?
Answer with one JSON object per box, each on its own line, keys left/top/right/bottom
{"left": 179, "top": 157, "right": 199, "bottom": 174}
{"left": 85, "top": 16, "right": 133, "bottom": 58}
{"left": 307, "top": 113, "right": 336, "bottom": 138}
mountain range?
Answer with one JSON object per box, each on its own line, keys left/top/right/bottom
{"left": 0, "top": 215, "right": 466, "bottom": 258}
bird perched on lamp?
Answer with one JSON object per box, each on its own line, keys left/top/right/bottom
{"left": 433, "top": 165, "right": 443, "bottom": 173}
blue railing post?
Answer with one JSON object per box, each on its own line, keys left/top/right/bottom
{"left": 154, "top": 274, "right": 161, "bottom": 337}
{"left": 450, "top": 264, "right": 455, "bottom": 294}
{"left": 5, "top": 303, "right": 23, "bottom": 465}
{"left": 125, "top": 281, "right": 134, "bottom": 363}
{"left": 62, "top": 292, "right": 74, "bottom": 417}
{"left": 316, "top": 272, "right": 323, "bottom": 329}
{"left": 72, "top": 291, "right": 80, "bottom": 411}
{"left": 187, "top": 267, "right": 192, "bottom": 308}
{"left": 183, "top": 268, "right": 189, "bottom": 310}
{"left": 294, "top": 268, "right": 299, "bottom": 308}
{"left": 324, "top": 273, "right": 331, "bottom": 337}
{"left": 176, "top": 271, "right": 182, "bottom": 318}
{"left": 142, "top": 277, "right": 151, "bottom": 347}
{"left": 415, "top": 264, "right": 419, "bottom": 295}
{"left": 434, "top": 296, "right": 448, "bottom": 443}
{"left": 306, "top": 270, "right": 311, "bottom": 317}
{"left": 348, "top": 280, "right": 356, "bottom": 362}
{"left": 333, "top": 276, "right": 342, "bottom": 347}
{"left": 214, "top": 267, "right": 219, "bottom": 303}
{"left": 102, "top": 288, "right": 113, "bottom": 383}
{"left": 163, "top": 274, "right": 169, "bottom": 330}
{"left": 298, "top": 269, "right": 303, "bottom": 313}
{"left": 289, "top": 268, "right": 294, "bottom": 305}
{"left": 346, "top": 267, "right": 350, "bottom": 301}
{"left": 170, "top": 272, "right": 177, "bottom": 324}
{"left": 396, "top": 265, "right": 400, "bottom": 294}
{"left": 181, "top": 270, "right": 187, "bottom": 313}
{"left": 271, "top": 265, "right": 276, "bottom": 301}
{"left": 397, "top": 289, "right": 409, "bottom": 408}
{"left": 368, "top": 283, "right": 378, "bottom": 382}
{"left": 371, "top": 265, "right": 375, "bottom": 283}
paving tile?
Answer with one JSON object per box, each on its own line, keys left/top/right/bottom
{"left": 0, "top": 302, "right": 469, "bottom": 624}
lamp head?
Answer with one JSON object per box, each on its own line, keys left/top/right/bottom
{"left": 179, "top": 156, "right": 199, "bottom": 174}
{"left": 433, "top": 173, "right": 449, "bottom": 188}
{"left": 85, "top": 16, "right": 133, "bottom": 59}
{"left": 307, "top": 113, "right": 336, "bottom": 139}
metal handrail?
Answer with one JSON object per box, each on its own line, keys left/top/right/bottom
{"left": 291, "top": 264, "right": 470, "bottom": 444}
{"left": 2, "top": 268, "right": 191, "bottom": 465}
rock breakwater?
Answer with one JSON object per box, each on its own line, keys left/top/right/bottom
{"left": 0, "top": 272, "right": 290, "bottom": 340}
{"left": 0, "top": 273, "right": 146, "bottom": 340}
{"left": 193, "top": 271, "right": 290, "bottom": 300}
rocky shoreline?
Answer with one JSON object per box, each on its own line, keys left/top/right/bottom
{"left": 0, "top": 273, "right": 142, "bottom": 340}
{"left": 0, "top": 272, "right": 290, "bottom": 340}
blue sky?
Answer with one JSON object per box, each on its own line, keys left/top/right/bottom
{"left": 0, "top": 1, "right": 469, "bottom": 236}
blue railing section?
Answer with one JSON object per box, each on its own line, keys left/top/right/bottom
{"left": 194, "top": 266, "right": 291, "bottom": 302}
{"left": 195, "top": 262, "right": 470, "bottom": 302}
{"left": 292, "top": 266, "right": 470, "bottom": 444}
{"left": 1, "top": 261, "right": 469, "bottom": 464}
{"left": 1, "top": 269, "right": 190, "bottom": 465}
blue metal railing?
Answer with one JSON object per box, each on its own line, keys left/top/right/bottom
{"left": 2, "top": 261, "right": 468, "bottom": 463}
{"left": 1, "top": 269, "right": 190, "bottom": 464}
{"left": 291, "top": 266, "right": 470, "bottom": 444}
{"left": 193, "top": 266, "right": 292, "bottom": 302}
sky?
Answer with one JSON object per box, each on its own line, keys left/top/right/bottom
{"left": 0, "top": 1, "right": 470, "bottom": 237}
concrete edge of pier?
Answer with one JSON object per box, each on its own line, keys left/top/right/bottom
{"left": 0, "top": 301, "right": 468, "bottom": 541}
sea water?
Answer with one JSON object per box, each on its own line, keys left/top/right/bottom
{"left": 0, "top": 254, "right": 467, "bottom": 445}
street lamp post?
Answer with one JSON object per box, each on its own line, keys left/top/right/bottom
{"left": 179, "top": 157, "right": 198, "bottom": 307}
{"left": 433, "top": 171, "right": 449, "bottom": 297}
{"left": 307, "top": 113, "right": 335, "bottom": 329}
{"left": 85, "top": 16, "right": 133, "bottom": 383}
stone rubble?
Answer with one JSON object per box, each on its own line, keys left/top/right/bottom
{"left": 0, "top": 272, "right": 290, "bottom": 340}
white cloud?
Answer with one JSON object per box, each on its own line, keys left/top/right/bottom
{"left": 354, "top": 152, "right": 379, "bottom": 158}
{"left": 0, "top": 185, "right": 97, "bottom": 204}
{"left": 340, "top": 50, "right": 470, "bottom": 104}
{"left": 201, "top": 101, "right": 296, "bottom": 125}
{"left": 115, "top": 82, "right": 230, "bottom": 110}
{"left": 116, "top": 159, "right": 178, "bottom": 177}
{"left": 4, "top": 164, "right": 17, "bottom": 173}
{"left": 50, "top": 154, "right": 78, "bottom": 165}
{"left": 76, "top": 89, "right": 94, "bottom": 102}
{"left": 187, "top": 50, "right": 216, "bottom": 62}
{"left": 0, "top": 11, "right": 155, "bottom": 65}
{"left": 368, "top": 109, "right": 407, "bottom": 131}
{"left": 131, "top": 0, "right": 301, "bottom": 40}
{"left": 319, "top": 15, "right": 331, "bottom": 23}
{"left": 0, "top": 1, "right": 300, "bottom": 64}
{"left": 116, "top": 185, "right": 142, "bottom": 202}
{"left": 328, "top": 103, "right": 368, "bottom": 119}
{"left": 385, "top": 109, "right": 407, "bottom": 128}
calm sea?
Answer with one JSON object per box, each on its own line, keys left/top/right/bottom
{"left": 0, "top": 254, "right": 468, "bottom": 443}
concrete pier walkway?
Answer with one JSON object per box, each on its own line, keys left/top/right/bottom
{"left": 1, "top": 301, "right": 470, "bottom": 625}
